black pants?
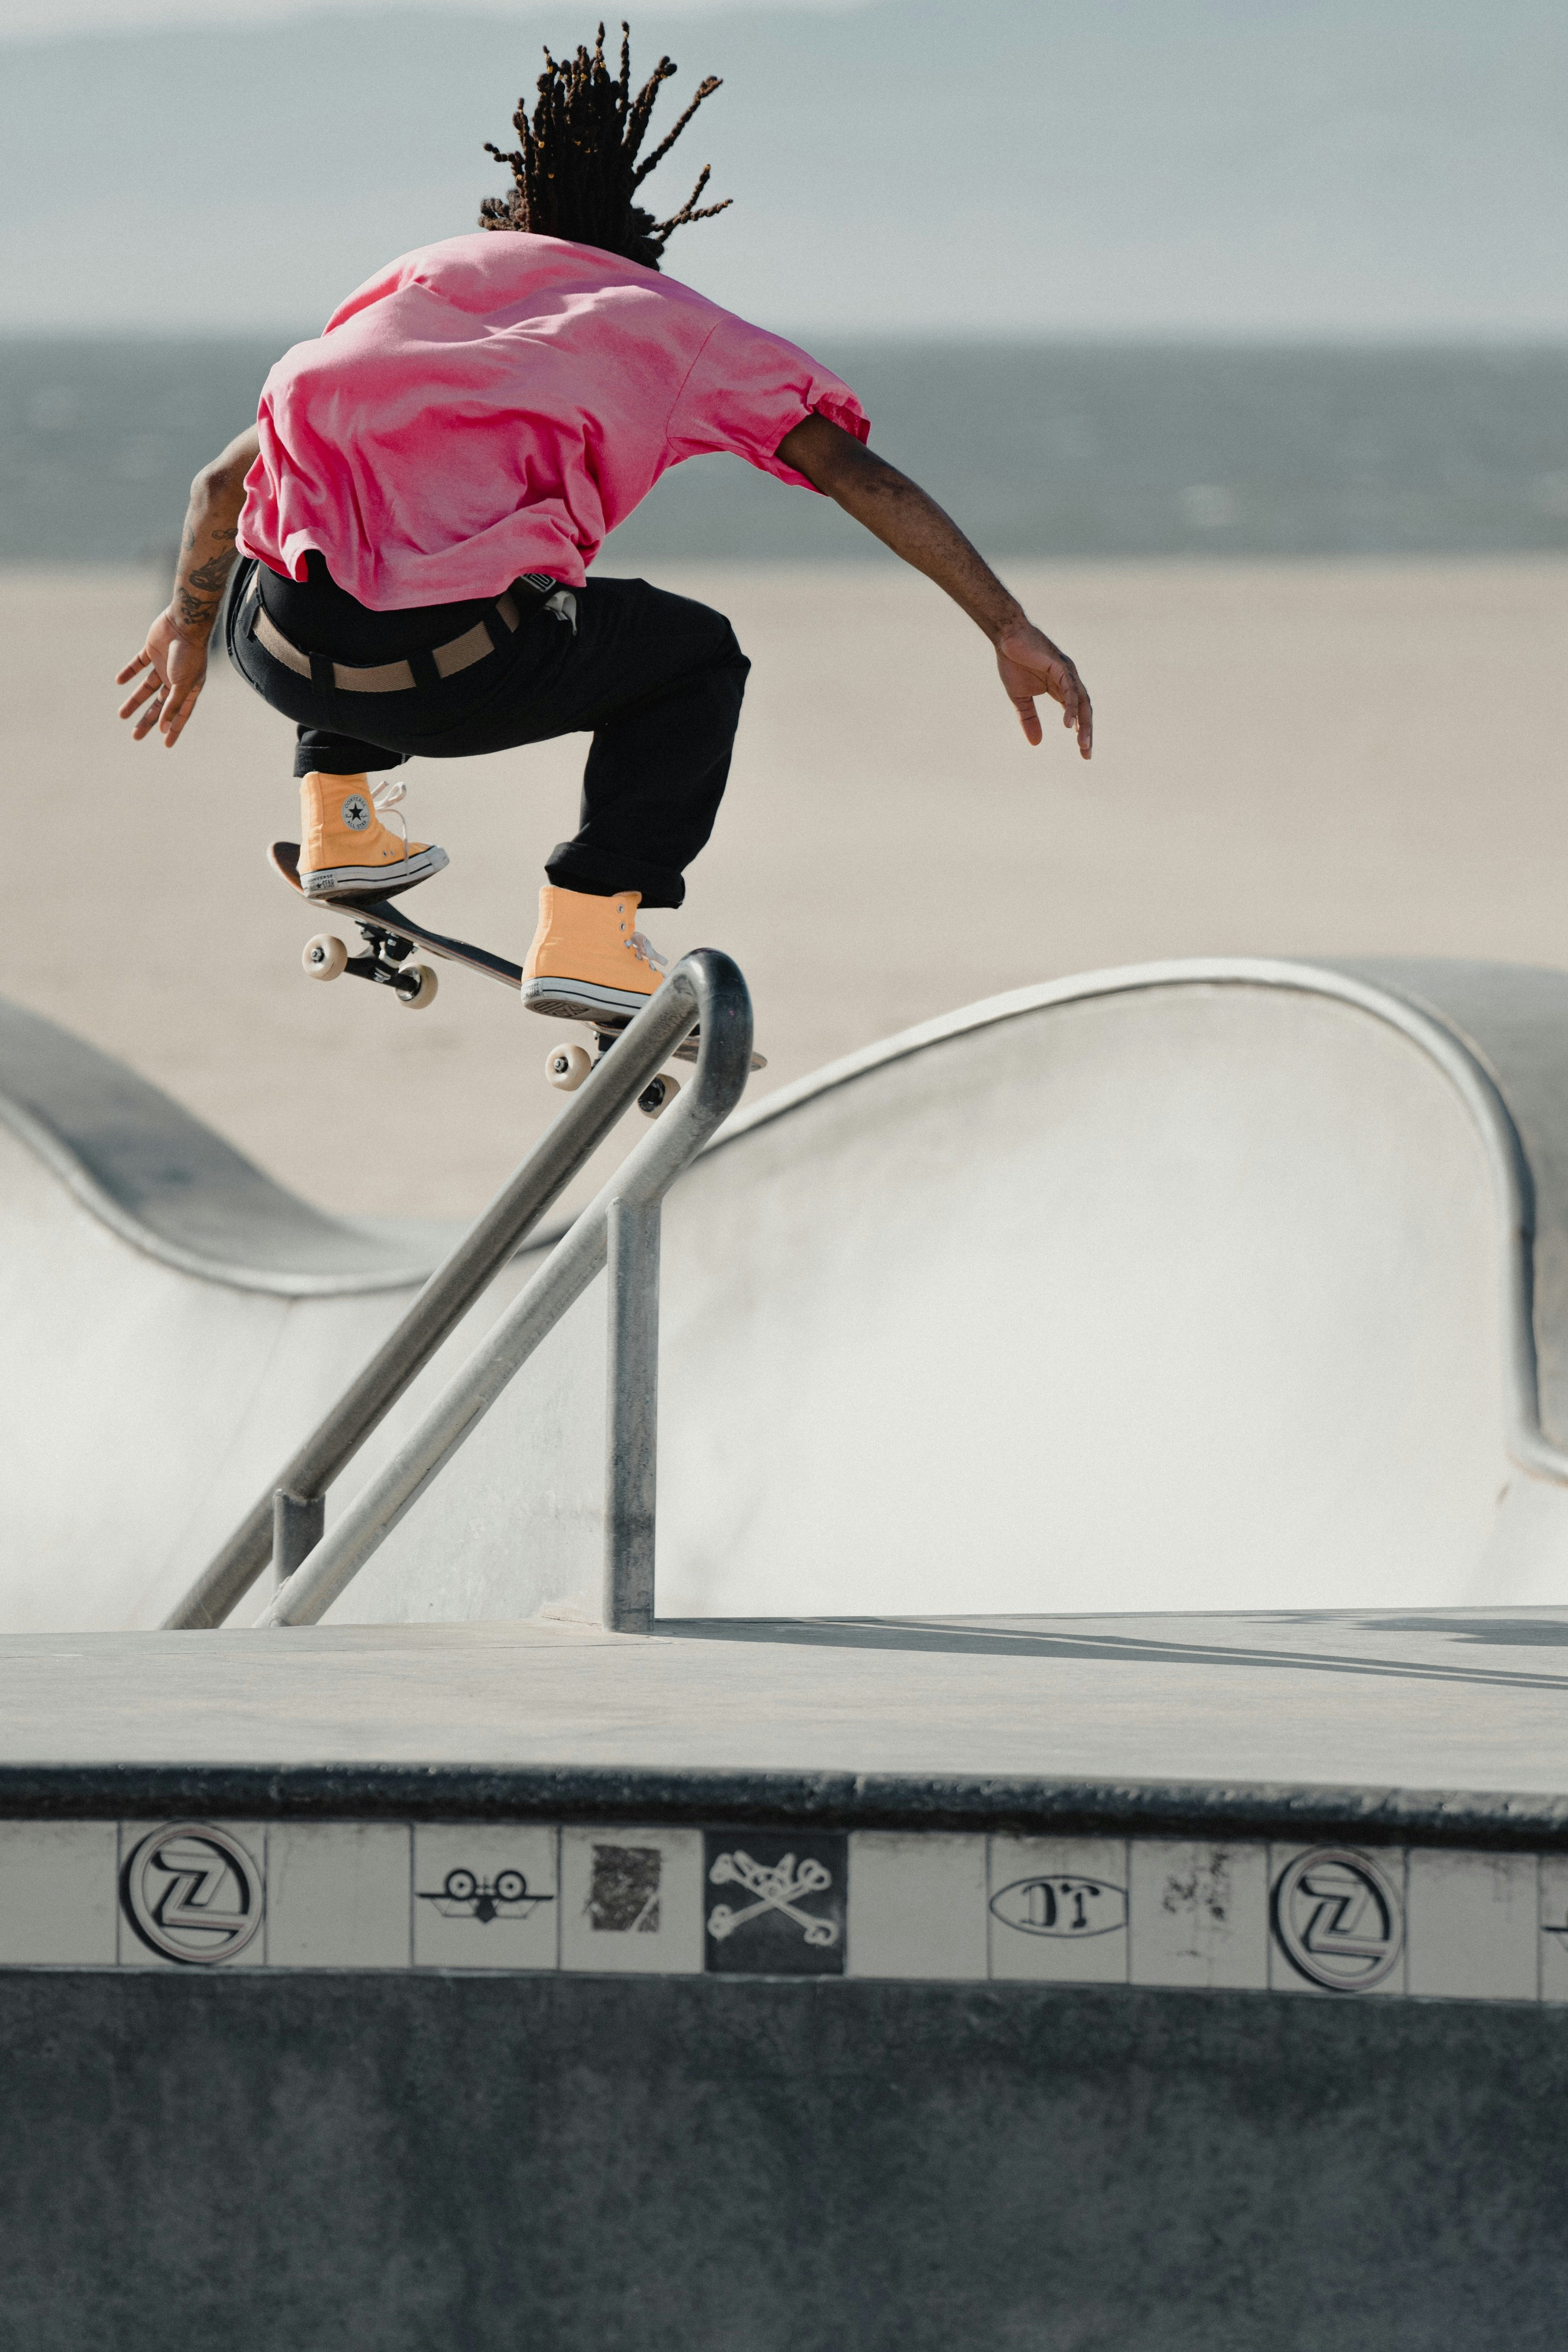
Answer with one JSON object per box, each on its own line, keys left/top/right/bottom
{"left": 227, "top": 556, "right": 750, "bottom": 909}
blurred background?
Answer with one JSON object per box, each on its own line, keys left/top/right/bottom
{"left": 1, "top": 0, "right": 1564, "bottom": 1217}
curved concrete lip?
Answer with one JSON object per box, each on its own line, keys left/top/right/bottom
{"left": 706, "top": 955, "right": 1568, "bottom": 1489}
{"left": 8, "top": 954, "right": 1566, "bottom": 1491}
{"left": 0, "top": 998, "right": 452, "bottom": 1296}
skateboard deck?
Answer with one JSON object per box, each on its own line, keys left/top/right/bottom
{"left": 268, "top": 843, "right": 764, "bottom": 1075}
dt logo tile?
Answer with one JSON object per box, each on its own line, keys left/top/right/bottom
{"left": 989, "top": 1872, "right": 1127, "bottom": 1939}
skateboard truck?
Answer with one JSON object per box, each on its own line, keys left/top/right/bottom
{"left": 304, "top": 920, "right": 438, "bottom": 1011}
{"left": 545, "top": 1027, "right": 681, "bottom": 1119}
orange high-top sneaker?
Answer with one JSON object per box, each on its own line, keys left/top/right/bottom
{"left": 298, "top": 773, "right": 449, "bottom": 899}
{"left": 521, "top": 885, "right": 668, "bottom": 1022}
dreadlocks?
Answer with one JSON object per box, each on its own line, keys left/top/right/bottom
{"left": 480, "top": 21, "right": 731, "bottom": 271}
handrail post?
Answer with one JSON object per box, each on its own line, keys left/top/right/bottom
{"left": 251, "top": 950, "right": 754, "bottom": 1633}
{"left": 162, "top": 955, "right": 723, "bottom": 1630}
{"left": 603, "top": 1197, "right": 661, "bottom": 1634}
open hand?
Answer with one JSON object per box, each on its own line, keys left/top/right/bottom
{"left": 996, "top": 619, "right": 1092, "bottom": 758}
{"left": 115, "top": 609, "right": 210, "bottom": 748}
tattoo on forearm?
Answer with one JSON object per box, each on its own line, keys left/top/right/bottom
{"left": 187, "top": 551, "right": 236, "bottom": 596}
{"left": 173, "top": 534, "right": 239, "bottom": 632}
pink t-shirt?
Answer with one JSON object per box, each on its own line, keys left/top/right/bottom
{"left": 237, "top": 232, "right": 868, "bottom": 608}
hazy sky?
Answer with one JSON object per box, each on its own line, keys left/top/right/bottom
{"left": 0, "top": 0, "right": 818, "bottom": 27}
{"left": 2, "top": 0, "right": 1563, "bottom": 338}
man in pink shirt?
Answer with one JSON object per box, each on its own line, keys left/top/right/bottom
{"left": 117, "top": 28, "right": 1091, "bottom": 1030}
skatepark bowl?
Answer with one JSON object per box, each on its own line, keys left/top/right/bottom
{"left": 5, "top": 953, "right": 1568, "bottom": 2345}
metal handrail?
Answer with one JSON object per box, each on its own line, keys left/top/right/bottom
{"left": 163, "top": 950, "right": 753, "bottom": 1634}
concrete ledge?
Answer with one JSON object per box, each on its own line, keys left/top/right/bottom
{"left": 3, "top": 1762, "right": 1568, "bottom": 1850}
{"left": 4, "top": 1612, "right": 1568, "bottom": 2003}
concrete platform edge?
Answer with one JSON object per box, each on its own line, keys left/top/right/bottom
{"left": 5, "top": 1760, "right": 1568, "bottom": 1848}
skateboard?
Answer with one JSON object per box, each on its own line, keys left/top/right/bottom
{"left": 269, "top": 842, "right": 763, "bottom": 1114}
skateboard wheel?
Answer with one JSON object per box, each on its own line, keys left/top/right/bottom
{"left": 397, "top": 963, "right": 438, "bottom": 1011}
{"left": 638, "top": 1072, "right": 681, "bottom": 1119}
{"left": 303, "top": 933, "right": 348, "bottom": 982}
{"left": 546, "top": 1043, "right": 593, "bottom": 1092}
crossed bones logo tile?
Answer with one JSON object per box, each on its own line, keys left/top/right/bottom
{"left": 703, "top": 1831, "right": 846, "bottom": 1975}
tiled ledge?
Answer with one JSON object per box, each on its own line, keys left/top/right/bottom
{"left": 2, "top": 1819, "right": 1564, "bottom": 2002}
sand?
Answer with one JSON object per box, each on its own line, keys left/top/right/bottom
{"left": 1, "top": 556, "right": 1564, "bottom": 1221}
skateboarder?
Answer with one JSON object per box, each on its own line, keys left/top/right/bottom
{"left": 115, "top": 24, "right": 1092, "bottom": 1031}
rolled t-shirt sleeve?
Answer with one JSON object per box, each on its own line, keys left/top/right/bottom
{"left": 667, "top": 312, "right": 869, "bottom": 489}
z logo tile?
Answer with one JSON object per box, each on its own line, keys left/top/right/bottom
{"left": 122, "top": 1823, "right": 263, "bottom": 1966}
{"left": 1272, "top": 1849, "right": 1402, "bottom": 1992}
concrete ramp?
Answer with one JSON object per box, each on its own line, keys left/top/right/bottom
{"left": 0, "top": 1000, "right": 454, "bottom": 1629}
{"left": 652, "top": 959, "right": 1568, "bottom": 1617}
{"left": 7, "top": 961, "right": 1568, "bottom": 1629}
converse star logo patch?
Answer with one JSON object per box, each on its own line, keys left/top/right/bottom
{"left": 341, "top": 792, "right": 372, "bottom": 831}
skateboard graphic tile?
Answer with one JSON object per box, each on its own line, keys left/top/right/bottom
{"left": 1126, "top": 1840, "right": 1270, "bottom": 1991}
{"left": 412, "top": 1825, "right": 559, "bottom": 1971}
{"left": 559, "top": 1826, "right": 705, "bottom": 1974}
{"left": 702, "top": 1829, "right": 847, "bottom": 1976}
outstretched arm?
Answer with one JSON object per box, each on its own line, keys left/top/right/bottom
{"left": 774, "top": 413, "right": 1092, "bottom": 759}
{"left": 115, "top": 425, "right": 261, "bottom": 748}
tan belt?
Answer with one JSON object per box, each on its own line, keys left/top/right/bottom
{"left": 252, "top": 586, "right": 526, "bottom": 694}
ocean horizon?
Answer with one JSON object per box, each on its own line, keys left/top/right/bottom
{"left": 3, "top": 334, "right": 1566, "bottom": 568}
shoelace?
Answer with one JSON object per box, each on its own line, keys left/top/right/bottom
{"left": 372, "top": 777, "right": 410, "bottom": 866}
{"left": 625, "top": 929, "right": 668, "bottom": 972}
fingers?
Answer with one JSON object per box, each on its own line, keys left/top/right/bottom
{"left": 1075, "top": 685, "right": 1093, "bottom": 760}
{"left": 128, "top": 672, "right": 175, "bottom": 742}
{"left": 116, "top": 646, "right": 166, "bottom": 729}
{"left": 161, "top": 684, "right": 199, "bottom": 746}
{"left": 996, "top": 628, "right": 1093, "bottom": 757}
{"left": 1051, "top": 662, "right": 1093, "bottom": 761}
{"left": 1061, "top": 668, "right": 1093, "bottom": 759}
{"left": 116, "top": 650, "right": 202, "bottom": 745}
{"left": 160, "top": 667, "right": 207, "bottom": 746}
{"left": 117, "top": 672, "right": 163, "bottom": 726}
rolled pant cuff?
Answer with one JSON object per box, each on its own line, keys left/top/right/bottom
{"left": 545, "top": 843, "right": 685, "bottom": 911}
{"left": 293, "top": 739, "right": 409, "bottom": 780}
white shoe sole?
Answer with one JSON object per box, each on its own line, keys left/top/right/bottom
{"left": 522, "top": 974, "right": 659, "bottom": 1023}
{"left": 302, "top": 844, "right": 449, "bottom": 899}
